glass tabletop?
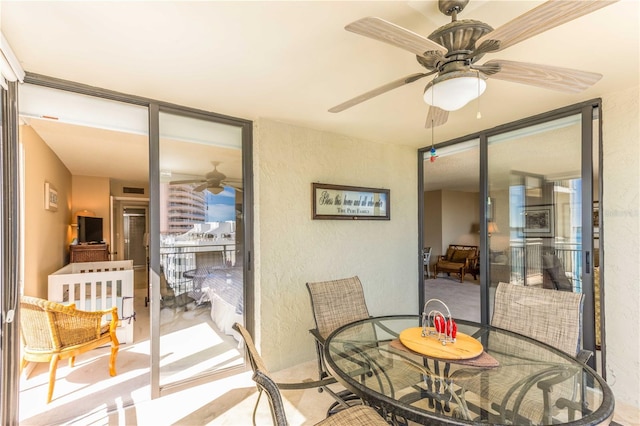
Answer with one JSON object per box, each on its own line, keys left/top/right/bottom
{"left": 324, "top": 315, "right": 614, "bottom": 425}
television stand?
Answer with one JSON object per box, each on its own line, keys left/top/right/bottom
{"left": 70, "top": 243, "right": 109, "bottom": 263}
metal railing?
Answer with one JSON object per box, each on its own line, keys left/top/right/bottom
{"left": 500, "top": 241, "right": 582, "bottom": 292}
{"left": 160, "top": 242, "right": 236, "bottom": 297}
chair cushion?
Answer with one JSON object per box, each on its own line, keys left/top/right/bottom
{"left": 542, "top": 255, "right": 573, "bottom": 291}
{"left": 451, "top": 249, "right": 472, "bottom": 262}
{"left": 445, "top": 247, "right": 456, "bottom": 260}
{"left": 438, "top": 261, "right": 465, "bottom": 270}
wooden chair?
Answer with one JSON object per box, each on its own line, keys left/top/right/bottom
{"left": 19, "top": 296, "right": 119, "bottom": 403}
{"left": 433, "top": 245, "right": 478, "bottom": 282}
{"left": 232, "top": 323, "right": 388, "bottom": 426}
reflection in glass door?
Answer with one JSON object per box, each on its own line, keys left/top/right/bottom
{"left": 156, "top": 111, "right": 244, "bottom": 388}
{"left": 487, "top": 112, "right": 595, "bottom": 359}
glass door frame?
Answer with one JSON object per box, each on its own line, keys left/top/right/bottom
{"left": 0, "top": 77, "right": 21, "bottom": 426}
{"left": 9, "top": 73, "right": 254, "bottom": 402}
{"left": 418, "top": 98, "right": 603, "bottom": 373}
{"left": 149, "top": 104, "right": 253, "bottom": 397}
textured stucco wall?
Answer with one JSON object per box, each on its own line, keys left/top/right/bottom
{"left": 602, "top": 86, "right": 640, "bottom": 413}
{"left": 255, "top": 118, "right": 419, "bottom": 371}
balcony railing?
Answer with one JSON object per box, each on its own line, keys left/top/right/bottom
{"left": 160, "top": 241, "right": 237, "bottom": 298}
{"left": 497, "top": 241, "right": 582, "bottom": 292}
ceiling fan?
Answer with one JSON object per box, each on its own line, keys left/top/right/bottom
{"left": 329, "top": 0, "right": 618, "bottom": 128}
{"left": 169, "top": 161, "right": 242, "bottom": 194}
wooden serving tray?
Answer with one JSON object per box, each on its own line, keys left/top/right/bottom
{"left": 399, "top": 327, "right": 484, "bottom": 360}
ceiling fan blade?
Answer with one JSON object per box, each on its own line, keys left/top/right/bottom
{"left": 476, "top": 0, "right": 619, "bottom": 53}
{"left": 485, "top": 59, "right": 602, "bottom": 93}
{"left": 193, "top": 182, "right": 210, "bottom": 192}
{"left": 425, "top": 107, "right": 449, "bottom": 129}
{"left": 329, "top": 73, "right": 431, "bottom": 113}
{"left": 222, "top": 181, "right": 244, "bottom": 191}
{"left": 170, "top": 179, "right": 204, "bottom": 185}
{"left": 345, "top": 17, "right": 447, "bottom": 57}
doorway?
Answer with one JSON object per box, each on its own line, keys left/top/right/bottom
{"left": 8, "top": 77, "right": 253, "bottom": 423}
{"left": 419, "top": 100, "right": 602, "bottom": 373}
{"left": 123, "top": 207, "right": 147, "bottom": 269}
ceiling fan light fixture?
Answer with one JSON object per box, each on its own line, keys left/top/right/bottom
{"left": 424, "top": 71, "right": 486, "bottom": 111}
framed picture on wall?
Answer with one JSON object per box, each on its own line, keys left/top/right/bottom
{"left": 523, "top": 204, "right": 554, "bottom": 237}
{"left": 312, "top": 183, "right": 390, "bottom": 220}
{"left": 44, "top": 181, "right": 58, "bottom": 211}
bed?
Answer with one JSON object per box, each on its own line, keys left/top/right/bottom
{"left": 48, "top": 260, "right": 135, "bottom": 344}
{"left": 187, "top": 267, "right": 243, "bottom": 343}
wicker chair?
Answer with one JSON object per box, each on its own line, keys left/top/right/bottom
{"left": 453, "top": 283, "right": 591, "bottom": 424}
{"left": 20, "top": 296, "right": 119, "bottom": 403}
{"left": 232, "top": 323, "right": 388, "bottom": 426}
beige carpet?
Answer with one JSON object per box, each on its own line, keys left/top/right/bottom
{"left": 424, "top": 276, "right": 481, "bottom": 322}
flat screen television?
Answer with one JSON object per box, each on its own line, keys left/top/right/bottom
{"left": 78, "top": 216, "right": 103, "bottom": 243}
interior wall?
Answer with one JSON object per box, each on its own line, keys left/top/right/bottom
{"left": 424, "top": 189, "right": 479, "bottom": 264}
{"left": 424, "top": 190, "right": 442, "bottom": 265}
{"left": 601, "top": 86, "right": 640, "bottom": 414}
{"left": 71, "top": 175, "right": 111, "bottom": 247}
{"left": 441, "top": 190, "right": 480, "bottom": 249}
{"left": 255, "top": 118, "right": 419, "bottom": 371}
{"left": 20, "top": 125, "right": 72, "bottom": 298}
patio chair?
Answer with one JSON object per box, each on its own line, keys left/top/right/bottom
{"left": 491, "top": 282, "right": 589, "bottom": 359}
{"left": 232, "top": 323, "right": 388, "bottom": 426}
{"left": 453, "top": 282, "right": 591, "bottom": 423}
{"left": 306, "top": 276, "right": 371, "bottom": 411}
{"left": 20, "top": 296, "right": 119, "bottom": 403}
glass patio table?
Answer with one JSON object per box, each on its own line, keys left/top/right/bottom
{"left": 324, "top": 315, "right": 614, "bottom": 425}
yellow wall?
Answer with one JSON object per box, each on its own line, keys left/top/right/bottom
{"left": 20, "top": 125, "right": 72, "bottom": 298}
{"left": 21, "top": 127, "right": 112, "bottom": 298}
{"left": 71, "top": 175, "right": 111, "bottom": 246}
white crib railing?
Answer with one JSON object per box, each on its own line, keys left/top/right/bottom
{"left": 48, "top": 260, "right": 135, "bottom": 344}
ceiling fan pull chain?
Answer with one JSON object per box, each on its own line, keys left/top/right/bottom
{"left": 476, "top": 70, "right": 482, "bottom": 120}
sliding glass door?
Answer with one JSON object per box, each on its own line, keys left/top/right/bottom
{"left": 420, "top": 101, "right": 600, "bottom": 371}
{"left": 487, "top": 114, "right": 584, "bottom": 295}
{"left": 153, "top": 109, "right": 247, "bottom": 392}
{"left": 486, "top": 109, "right": 597, "bottom": 370}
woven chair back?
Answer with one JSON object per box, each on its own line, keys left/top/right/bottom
{"left": 491, "top": 282, "right": 583, "bottom": 356}
{"left": 20, "top": 298, "right": 57, "bottom": 350}
{"left": 252, "top": 370, "right": 289, "bottom": 426}
{"left": 306, "top": 276, "right": 370, "bottom": 340}
{"left": 233, "top": 322, "right": 269, "bottom": 374}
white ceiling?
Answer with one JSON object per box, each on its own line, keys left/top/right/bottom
{"left": 2, "top": 1, "right": 638, "bottom": 186}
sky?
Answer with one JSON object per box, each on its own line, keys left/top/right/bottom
{"left": 205, "top": 187, "right": 236, "bottom": 222}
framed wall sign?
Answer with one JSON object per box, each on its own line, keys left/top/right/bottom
{"left": 44, "top": 181, "right": 58, "bottom": 211}
{"left": 312, "top": 183, "right": 390, "bottom": 220}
